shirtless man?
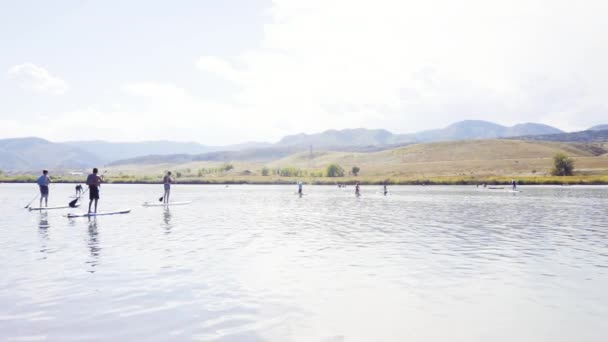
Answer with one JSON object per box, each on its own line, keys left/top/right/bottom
{"left": 86, "top": 168, "right": 103, "bottom": 213}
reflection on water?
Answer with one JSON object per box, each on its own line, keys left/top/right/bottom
{"left": 86, "top": 217, "right": 100, "bottom": 272}
{"left": 163, "top": 208, "right": 172, "bottom": 234}
{"left": 38, "top": 212, "right": 49, "bottom": 257}
{"left": 0, "top": 184, "right": 607, "bottom": 341}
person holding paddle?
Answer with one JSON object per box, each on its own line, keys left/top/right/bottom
{"left": 162, "top": 171, "right": 174, "bottom": 203}
{"left": 86, "top": 168, "right": 103, "bottom": 214}
{"left": 36, "top": 170, "right": 51, "bottom": 208}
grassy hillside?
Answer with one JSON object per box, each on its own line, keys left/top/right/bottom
{"left": 268, "top": 139, "right": 607, "bottom": 177}
{"left": 4, "top": 139, "right": 608, "bottom": 184}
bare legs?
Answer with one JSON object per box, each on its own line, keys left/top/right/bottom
{"left": 163, "top": 189, "right": 170, "bottom": 203}
{"left": 88, "top": 199, "right": 98, "bottom": 213}
{"left": 40, "top": 195, "right": 48, "bottom": 207}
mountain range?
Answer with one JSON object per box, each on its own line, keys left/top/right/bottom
{"left": 0, "top": 120, "right": 605, "bottom": 172}
{"left": 276, "top": 120, "right": 564, "bottom": 148}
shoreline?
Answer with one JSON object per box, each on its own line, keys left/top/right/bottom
{"left": 2, "top": 176, "right": 608, "bottom": 186}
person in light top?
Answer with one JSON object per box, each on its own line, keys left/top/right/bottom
{"left": 36, "top": 170, "right": 51, "bottom": 208}
{"left": 163, "top": 171, "right": 174, "bottom": 203}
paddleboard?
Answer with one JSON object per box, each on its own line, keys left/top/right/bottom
{"left": 67, "top": 209, "right": 131, "bottom": 218}
{"left": 142, "top": 201, "right": 192, "bottom": 207}
{"left": 29, "top": 204, "right": 79, "bottom": 211}
{"left": 506, "top": 190, "right": 521, "bottom": 193}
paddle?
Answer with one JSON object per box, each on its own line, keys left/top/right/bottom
{"left": 24, "top": 194, "right": 39, "bottom": 209}
{"left": 69, "top": 188, "right": 88, "bottom": 208}
{"left": 158, "top": 195, "right": 164, "bottom": 202}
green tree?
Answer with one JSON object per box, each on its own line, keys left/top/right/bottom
{"left": 222, "top": 163, "right": 234, "bottom": 172}
{"left": 326, "top": 163, "right": 345, "bottom": 177}
{"left": 551, "top": 153, "right": 575, "bottom": 176}
{"left": 261, "top": 167, "right": 270, "bottom": 176}
{"left": 279, "top": 167, "right": 303, "bottom": 177}
{"left": 352, "top": 166, "right": 360, "bottom": 176}
{"left": 175, "top": 171, "right": 182, "bottom": 178}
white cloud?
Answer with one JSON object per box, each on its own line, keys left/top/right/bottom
{"left": 7, "top": 63, "right": 69, "bottom": 95}
{"left": 196, "top": 56, "right": 243, "bottom": 83}
{"left": 193, "top": 0, "right": 608, "bottom": 135}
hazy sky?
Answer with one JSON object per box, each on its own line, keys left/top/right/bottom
{"left": 1, "top": 0, "right": 607, "bottom": 145}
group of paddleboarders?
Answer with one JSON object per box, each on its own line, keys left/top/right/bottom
{"left": 476, "top": 180, "right": 518, "bottom": 190}
{"left": 297, "top": 181, "right": 388, "bottom": 196}
{"left": 34, "top": 168, "right": 103, "bottom": 213}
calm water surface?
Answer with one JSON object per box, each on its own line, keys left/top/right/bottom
{"left": 0, "top": 183, "right": 607, "bottom": 341}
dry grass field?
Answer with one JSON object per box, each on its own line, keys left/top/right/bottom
{"left": 5, "top": 139, "right": 606, "bottom": 184}
{"left": 93, "top": 139, "right": 608, "bottom": 184}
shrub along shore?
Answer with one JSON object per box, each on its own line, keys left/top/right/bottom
{"left": 2, "top": 174, "right": 608, "bottom": 185}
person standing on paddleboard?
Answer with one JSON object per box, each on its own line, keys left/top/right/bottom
{"left": 355, "top": 182, "right": 361, "bottom": 196}
{"left": 298, "top": 181, "right": 303, "bottom": 195}
{"left": 86, "top": 168, "right": 103, "bottom": 213}
{"left": 36, "top": 170, "right": 51, "bottom": 208}
{"left": 163, "top": 171, "right": 174, "bottom": 203}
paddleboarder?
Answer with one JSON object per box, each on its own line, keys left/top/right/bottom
{"left": 383, "top": 183, "right": 388, "bottom": 196}
{"left": 297, "top": 181, "right": 303, "bottom": 195}
{"left": 355, "top": 182, "right": 360, "bottom": 196}
{"left": 86, "top": 168, "right": 103, "bottom": 214}
{"left": 36, "top": 170, "right": 51, "bottom": 208}
{"left": 163, "top": 171, "right": 174, "bottom": 204}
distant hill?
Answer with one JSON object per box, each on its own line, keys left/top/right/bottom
{"left": 62, "top": 140, "right": 271, "bottom": 163}
{"left": 513, "top": 129, "right": 608, "bottom": 143}
{"left": 0, "top": 120, "right": 586, "bottom": 170}
{"left": 266, "top": 139, "right": 607, "bottom": 178}
{"left": 105, "top": 120, "right": 567, "bottom": 166}
{"left": 276, "top": 121, "right": 564, "bottom": 148}
{"left": 0, "top": 137, "right": 102, "bottom": 172}
{"left": 277, "top": 128, "right": 414, "bottom": 148}
{"left": 106, "top": 139, "right": 608, "bottom": 180}
{"left": 414, "top": 120, "right": 563, "bottom": 142}
{"left": 109, "top": 147, "right": 301, "bottom": 166}
{"left": 589, "top": 124, "right": 608, "bottom": 131}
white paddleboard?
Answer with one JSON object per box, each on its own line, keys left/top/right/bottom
{"left": 142, "top": 201, "right": 192, "bottom": 207}
{"left": 67, "top": 209, "right": 131, "bottom": 218}
{"left": 29, "top": 205, "right": 79, "bottom": 211}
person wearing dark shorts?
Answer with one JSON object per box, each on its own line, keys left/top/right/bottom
{"left": 36, "top": 170, "right": 51, "bottom": 208}
{"left": 162, "top": 171, "right": 174, "bottom": 203}
{"left": 86, "top": 168, "right": 103, "bottom": 213}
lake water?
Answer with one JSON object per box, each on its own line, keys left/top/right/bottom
{"left": 0, "top": 183, "right": 607, "bottom": 341}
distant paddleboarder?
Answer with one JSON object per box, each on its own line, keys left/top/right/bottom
{"left": 511, "top": 179, "right": 517, "bottom": 190}
{"left": 383, "top": 183, "right": 388, "bottom": 196}
{"left": 163, "top": 171, "right": 174, "bottom": 203}
{"left": 297, "top": 181, "right": 303, "bottom": 195}
{"left": 36, "top": 170, "right": 51, "bottom": 208}
{"left": 86, "top": 168, "right": 103, "bottom": 213}
{"left": 355, "top": 182, "right": 360, "bottom": 196}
